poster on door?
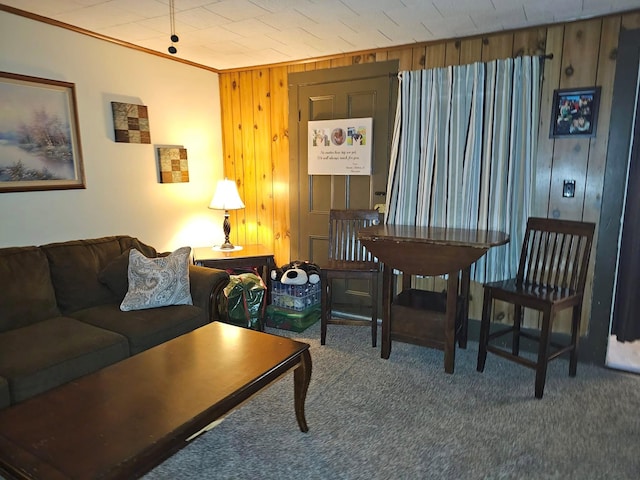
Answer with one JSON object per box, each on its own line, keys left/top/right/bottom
{"left": 307, "top": 117, "right": 373, "bottom": 175}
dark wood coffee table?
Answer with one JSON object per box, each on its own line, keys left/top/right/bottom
{"left": 0, "top": 322, "right": 311, "bottom": 479}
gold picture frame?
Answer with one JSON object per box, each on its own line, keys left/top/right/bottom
{"left": 0, "top": 71, "right": 86, "bottom": 193}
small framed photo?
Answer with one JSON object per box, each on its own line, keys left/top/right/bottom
{"left": 550, "top": 86, "right": 601, "bottom": 138}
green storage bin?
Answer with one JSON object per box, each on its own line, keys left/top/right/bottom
{"left": 266, "top": 304, "right": 320, "bottom": 332}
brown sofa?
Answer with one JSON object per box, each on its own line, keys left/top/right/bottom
{"left": 0, "top": 236, "right": 229, "bottom": 409}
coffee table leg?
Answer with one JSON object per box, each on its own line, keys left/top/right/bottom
{"left": 294, "top": 349, "right": 312, "bottom": 432}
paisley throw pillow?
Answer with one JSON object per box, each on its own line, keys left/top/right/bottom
{"left": 120, "top": 246, "right": 192, "bottom": 311}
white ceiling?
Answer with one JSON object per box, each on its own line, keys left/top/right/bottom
{"left": 3, "top": 0, "right": 640, "bottom": 71}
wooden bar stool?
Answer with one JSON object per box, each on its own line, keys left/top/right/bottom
{"left": 320, "top": 209, "right": 381, "bottom": 347}
{"left": 477, "top": 217, "right": 596, "bottom": 398}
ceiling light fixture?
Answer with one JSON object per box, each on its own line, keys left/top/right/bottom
{"left": 168, "top": 0, "right": 179, "bottom": 55}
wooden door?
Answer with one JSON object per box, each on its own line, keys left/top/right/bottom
{"left": 288, "top": 61, "right": 397, "bottom": 316}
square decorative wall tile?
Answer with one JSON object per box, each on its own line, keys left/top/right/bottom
{"left": 111, "top": 102, "right": 151, "bottom": 143}
{"left": 157, "top": 146, "right": 189, "bottom": 183}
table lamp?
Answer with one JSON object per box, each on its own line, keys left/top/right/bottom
{"left": 208, "top": 178, "right": 245, "bottom": 250}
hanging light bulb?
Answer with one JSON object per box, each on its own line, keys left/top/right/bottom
{"left": 168, "top": 0, "right": 179, "bottom": 54}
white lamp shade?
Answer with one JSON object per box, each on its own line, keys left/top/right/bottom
{"left": 208, "top": 179, "right": 245, "bottom": 210}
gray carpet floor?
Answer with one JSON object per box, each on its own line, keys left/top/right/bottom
{"left": 144, "top": 322, "right": 640, "bottom": 479}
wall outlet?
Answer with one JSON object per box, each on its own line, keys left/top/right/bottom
{"left": 563, "top": 180, "right": 576, "bottom": 198}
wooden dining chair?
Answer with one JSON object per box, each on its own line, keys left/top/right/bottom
{"left": 320, "top": 209, "right": 381, "bottom": 347}
{"left": 476, "top": 217, "right": 596, "bottom": 398}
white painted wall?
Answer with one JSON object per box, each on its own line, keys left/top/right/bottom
{"left": 0, "top": 11, "right": 226, "bottom": 252}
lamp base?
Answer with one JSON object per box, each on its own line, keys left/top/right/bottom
{"left": 213, "top": 212, "right": 244, "bottom": 252}
{"left": 212, "top": 245, "right": 243, "bottom": 252}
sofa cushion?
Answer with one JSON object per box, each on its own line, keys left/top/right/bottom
{"left": 70, "top": 304, "right": 207, "bottom": 354}
{"left": 117, "top": 236, "right": 158, "bottom": 258}
{"left": 98, "top": 250, "right": 131, "bottom": 301}
{"left": 120, "top": 247, "right": 193, "bottom": 311}
{"left": 0, "top": 376, "right": 10, "bottom": 409}
{"left": 0, "top": 317, "right": 129, "bottom": 404}
{"left": 0, "top": 246, "right": 61, "bottom": 332}
{"left": 98, "top": 238, "right": 162, "bottom": 301}
{"left": 41, "top": 237, "right": 124, "bottom": 313}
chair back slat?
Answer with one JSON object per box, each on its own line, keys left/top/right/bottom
{"left": 517, "top": 217, "right": 595, "bottom": 294}
{"left": 328, "top": 209, "right": 381, "bottom": 262}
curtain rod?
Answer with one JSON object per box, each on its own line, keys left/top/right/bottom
{"left": 393, "top": 52, "right": 555, "bottom": 76}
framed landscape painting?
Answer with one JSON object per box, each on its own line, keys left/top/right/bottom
{"left": 0, "top": 72, "right": 85, "bottom": 193}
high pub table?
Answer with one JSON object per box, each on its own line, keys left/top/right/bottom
{"left": 358, "top": 224, "right": 509, "bottom": 373}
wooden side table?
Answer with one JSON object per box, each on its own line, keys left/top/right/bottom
{"left": 192, "top": 244, "right": 276, "bottom": 303}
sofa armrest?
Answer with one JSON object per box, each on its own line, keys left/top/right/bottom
{"left": 188, "top": 265, "right": 230, "bottom": 321}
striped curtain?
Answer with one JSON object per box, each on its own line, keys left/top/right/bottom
{"left": 386, "top": 56, "right": 542, "bottom": 282}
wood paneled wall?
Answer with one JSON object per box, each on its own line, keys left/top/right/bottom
{"left": 218, "top": 11, "right": 640, "bottom": 333}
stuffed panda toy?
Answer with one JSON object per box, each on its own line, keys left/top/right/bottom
{"left": 271, "top": 260, "right": 321, "bottom": 285}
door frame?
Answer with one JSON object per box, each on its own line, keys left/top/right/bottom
{"left": 588, "top": 27, "right": 640, "bottom": 364}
